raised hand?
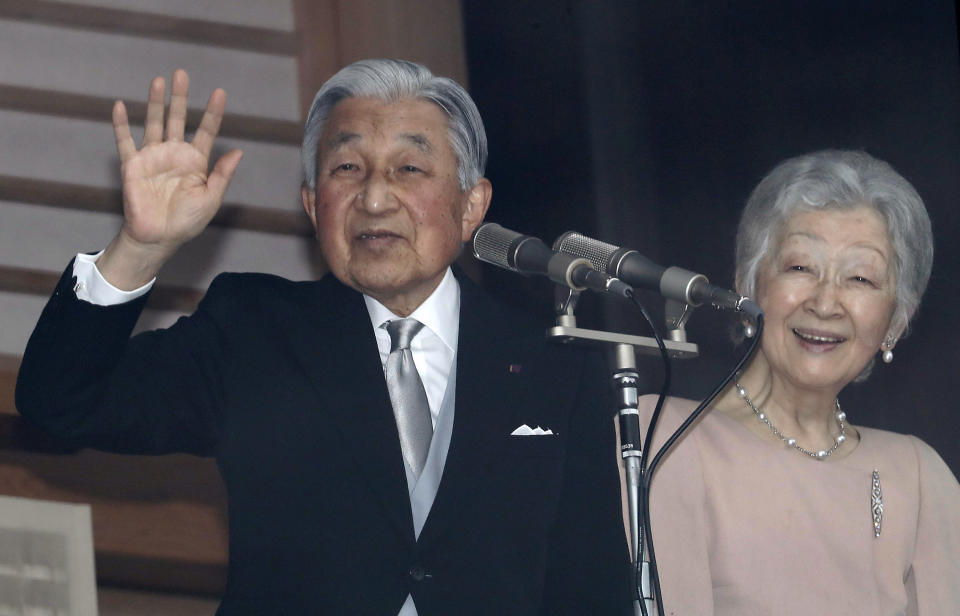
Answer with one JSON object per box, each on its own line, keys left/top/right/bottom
{"left": 98, "top": 69, "right": 243, "bottom": 289}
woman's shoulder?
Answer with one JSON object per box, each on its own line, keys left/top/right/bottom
{"left": 636, "top": 394, "right": 735, "bottom": 454}
{"left": 858, "top": 426, "right": 960, "bottom": 488}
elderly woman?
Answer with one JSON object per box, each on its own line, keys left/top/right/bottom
{"left": 640, "top": 150, "right": 960, "bottom": 615}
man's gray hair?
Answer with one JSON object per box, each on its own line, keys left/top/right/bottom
{"left": 736, "top": 149, "right": 933, "bottom": 345}
{"left": 301, "top": 59, "right": 487, "bottom": 193}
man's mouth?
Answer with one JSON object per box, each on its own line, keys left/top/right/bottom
{"left": 357, "top": 230, "right": 401, "bottom": 241}
{"left": 792, "top": 328, "right": 847, "bottom": 344}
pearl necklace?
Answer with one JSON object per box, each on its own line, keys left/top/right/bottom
{"left": 735, "top": 383, "right": 847, "bottom": 460}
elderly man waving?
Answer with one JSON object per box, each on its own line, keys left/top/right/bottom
{"left": 17, "top": 59, "right": 631, "bottom": 615}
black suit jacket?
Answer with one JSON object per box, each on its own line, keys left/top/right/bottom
{"left": 17, "top": 264, "right": 631, "bottom": 615}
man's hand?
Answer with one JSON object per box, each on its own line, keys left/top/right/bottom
{"left": 97, "top": 69, "right": 243, "bottom": 290}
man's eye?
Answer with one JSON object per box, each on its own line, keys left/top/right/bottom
{"left": 334, "top": 163, "right": 358, "bottom": 173}
{"left": 852, "top": 275, "right": 876, "bottom": 286}
{"left": 400, "top": 165, "right": 422, "bottom": 173}
{"left": 788, "top": 264, "right": 808, "bottom": 272}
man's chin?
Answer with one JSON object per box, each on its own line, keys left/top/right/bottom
{"left": 348, "top": 270, "right": 446, "bottom": 314}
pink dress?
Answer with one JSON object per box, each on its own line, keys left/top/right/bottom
{"left": 638, "top": 395, "right": 960, "bottom": 615}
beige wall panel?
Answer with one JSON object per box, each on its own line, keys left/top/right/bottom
{"left": 198, "top": 136, "right": 304, "bottom": 212}
{"left": 0, "top": 111, "right": 304, "bottom": 211}
{"left": 0, "top": 287, "right": 196, "bottom": 358}
{"left": 0, "top": 20, "right": 300, "bottom": 121}
{"left": 336, "top": 0, "right": 468, "bottom": 87}
{"left": 132, "top": 307, "right": 190, "bottom": 334}
{"left": 0, "top": 291, "right": 48, "bottom": 357}
{"left": 0, "top": 202, "right": 320, "bottom": 289}
{"left": 158, "top": 224, "right": 320, "bottom": 286}
{"left": 0, "top": 204, "right": 121, "bottom": 271}
{"left": 56, "top": 0, "right": 294, "bottom": 31}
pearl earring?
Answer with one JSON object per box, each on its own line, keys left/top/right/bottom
{"left": 881, "top": 336, "right": 895, "bottom": 364}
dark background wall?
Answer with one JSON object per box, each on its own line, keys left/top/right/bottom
{"left": 462, "top": 1, "right": 960, "bottom": 472}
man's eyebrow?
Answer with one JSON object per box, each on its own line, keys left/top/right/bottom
{"left": 328, "top": 131, "right": 361, "bottom": 148}
{"left": 399, "top": 133, "right": 433, "bottom": 153}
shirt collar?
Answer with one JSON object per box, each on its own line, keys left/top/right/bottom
{"left": 363, "top": 267, "right": 460, "bottom": 354}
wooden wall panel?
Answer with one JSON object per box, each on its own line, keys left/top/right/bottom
{"left": 0, "top": 110, "right": 304, "bottom": 212}
{"left": 0, "top": 293, "right": 48, "bottom": 359}
{"left": 98, "top": 587, "right": 218, "bottom": 616}
{"left": 292, "top": 0, "right": 470, "bottom": 114}
{"left": 0, "top": 449, "right": 228, "bottom": 595}
{"left": 53, "top": 0, "right": 294, "bottom": 30}
{"left": 0, "top": 0, "right": 297, "bottom": 54}
{"left": 336, "top": 0, "right": 468, "bottom": 87}
{"left": 0, "top": 202, "right": 319, "bottom": 289}
{"left": 0, "top": 19, "right": 300, "bottom": 120}
{"left": 291, "top": 0, "right": 342, "bottom": 117}
{"left": 0, "top": 84, "right": 302, "bottom": 144}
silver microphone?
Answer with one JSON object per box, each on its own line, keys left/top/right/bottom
{"left": 472, "top": 223, "right": 632, "bottom": 298}
{"left": 554, "top": 231, "right": 762, "bottom": 318}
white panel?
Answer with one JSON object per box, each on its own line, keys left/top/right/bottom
{"left": 0, "top": 202, "right": 323, "bottom": 289}
{"left": 0, "top": 291, "right": 184, "bottom": 356}
{"left": 0, "top": 497, "right": 97, "bottom": 616}
{"left": 0, "top": 110, "right": 304, "bottom": 212}
{"left": 0, "top": 20, "right": 300, "bottom": 121}
{"left": 57, "top": 0, "right": 295, "bottom": 31}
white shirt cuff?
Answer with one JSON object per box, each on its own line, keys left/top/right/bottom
{"left": 72, "top": 251, "right": 155, "bottom": 306}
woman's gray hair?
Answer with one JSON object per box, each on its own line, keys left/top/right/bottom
{"left": 735, "top": 149, "right": 933, "bottom": 344}
{"left": 301, "top": 59, "right": 487, "bottom": 193}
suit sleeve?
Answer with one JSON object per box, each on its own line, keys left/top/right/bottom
{"left": 16, "top": 260, "right": 232, "bottom": 455}
{"left": 904, "top": 436, "right": 960, "bottom": 615}
{"left": 539, "top": 348, "right": 634, "bottom": 615}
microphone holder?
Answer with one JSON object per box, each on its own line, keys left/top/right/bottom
{"left": 548, "top": 288, "right": 699, "bottom": 359}
{"left": 547, "top": 286, "right": 699, "bottom": 616}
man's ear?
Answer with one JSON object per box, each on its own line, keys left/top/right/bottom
{"left": 460, "top": 178, "right": 492, "bottom": 242}
{"left": 301, "top": 184, "right": 318, "bottom": 234}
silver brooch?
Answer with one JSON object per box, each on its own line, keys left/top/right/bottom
{"left": 871, "top": 469, "right": 883, "bottom": 538}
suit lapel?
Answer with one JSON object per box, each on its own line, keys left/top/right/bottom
{"left": 277, "top": 275, "right": 415, "bottom": 542}
{"left": 416, "top": 274, "right": 531, "bottom": 547}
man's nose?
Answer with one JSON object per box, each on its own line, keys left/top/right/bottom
{"left": 355, "top": 173, "right": 398, "bottom": 214}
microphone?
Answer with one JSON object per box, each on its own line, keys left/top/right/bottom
{"left": 553, "top": 231, "right": 763, "bottom": 319}
{"left": 471, "top": 223, "right": 632, "bottom": 299}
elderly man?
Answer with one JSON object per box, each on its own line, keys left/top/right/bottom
{"left": 17, "top": 60, "right": 630, "bottom": 614}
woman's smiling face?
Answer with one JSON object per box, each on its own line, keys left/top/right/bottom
{"left": 755, "top": 206, "right": 898, "bottom": 394}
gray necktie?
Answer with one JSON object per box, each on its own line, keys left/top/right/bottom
{"left": 383, "top": 318, "right": 433, "bottom": 479}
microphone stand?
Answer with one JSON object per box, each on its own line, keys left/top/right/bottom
{"left": 548, "top": 287, "right": 699, "bottom": 616}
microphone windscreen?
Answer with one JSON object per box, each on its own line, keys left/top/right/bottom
{"left": 472, "top": 223, "right": 521, "bottom": 271}
{"left": 553, "top": 232, "right": 619, "bottom": 273}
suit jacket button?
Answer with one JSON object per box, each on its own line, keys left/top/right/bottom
{"left": 408, "top": 565, "right": 426, "bottom": 582}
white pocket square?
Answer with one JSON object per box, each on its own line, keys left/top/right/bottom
{"left": 510, "top": 423, "right": 555, "bottom": 436}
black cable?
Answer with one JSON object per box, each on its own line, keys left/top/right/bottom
{"left": 639, "top": 315, "right": 765, "bottom": 614}
{"left": 628, "top": 291, "right": 672, "bottom": 616}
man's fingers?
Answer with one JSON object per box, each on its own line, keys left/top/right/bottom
{"left": 165, "top": 69, "right": 190, "bottom": 142}
{"left": 192, "top": 88, "right": 227, "bottom": 160}
{"left": 142, "top": 76, "right": 165, "bottom": 146}
{"left": 112, "top": 101, "right": 137, "bottom": 163}
{"left": 206, "top": 149, "right": 243, "bottom": 200}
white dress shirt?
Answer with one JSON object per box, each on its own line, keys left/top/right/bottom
{"left": 363, "top": 268, "right": 459, "bottom": 428}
